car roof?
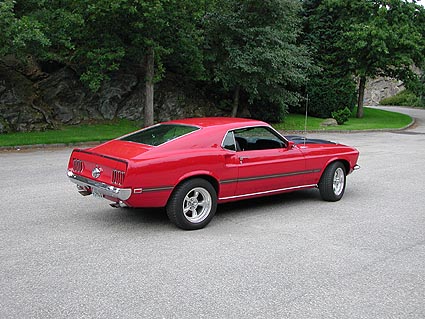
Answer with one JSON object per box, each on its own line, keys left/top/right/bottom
{"left": 164, "top": 117, "right": 268, "bottom": 130}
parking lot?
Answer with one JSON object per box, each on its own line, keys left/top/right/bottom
{"left": 1, "top": 106, "right": 424, "bottom": 318}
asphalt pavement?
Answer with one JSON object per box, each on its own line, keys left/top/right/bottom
{"left": 0, "top": 106, "right": 424, "bottom": 318}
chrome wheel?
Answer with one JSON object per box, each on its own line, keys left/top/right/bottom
{"left": 182, "top": 187, "right": 212, "bottom": 223}
{"left": 167, "top": 178, "right": 217, "bottom": 230}
{"left": 333, "top": 167, "right": 345, "bottom": 196}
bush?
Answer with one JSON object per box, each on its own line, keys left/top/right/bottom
{"left": 331, "top": 107, "right": 351, "bottom": 125}
{"left": 379, "top": 89, "right": 422, "bottom": 107}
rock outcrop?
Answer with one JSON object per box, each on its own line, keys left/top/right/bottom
{"left": 363, "top": 77, "right": 404, "bottom": 106}
{"left": 2, "top": 57, "right": 415, "bottom": 134}
{"left": 0, "top": 60, "right": 222, "bottom": 133}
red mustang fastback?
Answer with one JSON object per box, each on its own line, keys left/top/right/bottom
{"left": 67, "top": 117, "right": 359, "bottom": 229}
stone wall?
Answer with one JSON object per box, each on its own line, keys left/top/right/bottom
{"left": 0, "top": 60, "right": 223, "bottom": 133}
{"left": 363, "top": 77, "right": 404, "bottom": 106}
{"left": 363, "top": 66, "right": 423, "bottom": 106}
{"left": 1, "top": 57, "right": 416, "bottom": 134}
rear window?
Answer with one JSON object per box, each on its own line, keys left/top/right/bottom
{"left": 120, "top": 124, "right": 199, "bottom": 146}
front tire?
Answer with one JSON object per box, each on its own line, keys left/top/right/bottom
{"left": 318, "top": 162, "right": 346, "bottom": 201}
{"left": 166, "top": 178, "right": 217, "bottom": 230}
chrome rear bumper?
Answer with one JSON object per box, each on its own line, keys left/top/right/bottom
{"left": 67, "top": 171, "right": 132, "bottom": 201}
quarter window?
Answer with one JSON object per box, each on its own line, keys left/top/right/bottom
{"left": 222, "top": 131, "right": 237, "bottom": 151}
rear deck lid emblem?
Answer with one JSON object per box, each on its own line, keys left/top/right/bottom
{"left": 92, "top": 167, "right": 103, "bottom": 179}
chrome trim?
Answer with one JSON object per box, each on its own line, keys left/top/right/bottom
{"left": 220, "top": 131, "right": 237, "bottom": 152}
{"left": 220, "top": 124, "right": 291, "bottom": 152}
{"left": 68, "top": 171, "right": 131, "bottom": 201}
{"left": 219, "top": 184, "right": 317, "bottom": 201}
{"left": 110, "top": 201, "right": 128, "bottom": 208}
{"left": 267, "top": 125, "right": 291, "bottom": 145}
{"left": 220, "top": 169, "right": 321, "bottom": 184}
{"left": 77, "top": 185, "right": 91, "bottom": 196}
{"left": 72, "top": 159, "right": 84, "bottom": 173}
{"left": 354, "top": 164, "right": 360, "bottom": 170}
{"left": 92, "top": 166, "right": 102, "bottom": 179}
{"left": 112, "top": 169, "right": 125, "bottom": 185}
{"left": 237, "top": 169, "right": 320, "bottom": 182}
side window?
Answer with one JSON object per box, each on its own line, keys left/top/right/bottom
{"left": 234, "top": 127, "right": 285, "bottom": 151}
{"left": 222, "top": 131, "right": 237, "bottom": 151}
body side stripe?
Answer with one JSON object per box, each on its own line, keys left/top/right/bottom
{"left": 137, "top": 169, "right": 321, "bottom": 193}
{"left": 141, "top": 186, "right": 174, "bottom": 193}
{"left": 219, "top": 169, "right": 321, "bottom": 184}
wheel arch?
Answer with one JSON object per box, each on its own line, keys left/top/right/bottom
{"left": 321, "top": 158, "right": 350, "bottom": 179}
{"left": 166, "top": 174, "right": 219, "bottom": 230}
{"left": 173, "top": 173, "right": 220, "bottom": 198}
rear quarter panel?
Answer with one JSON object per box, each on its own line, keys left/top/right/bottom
{"left": 124, "top": 148, "right": 235, "bottom": 207}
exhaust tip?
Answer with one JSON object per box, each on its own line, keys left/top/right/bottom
{"left": 110, "top": 201, "right": 128, "bottom": 208}
{"left": 77, "top": 185, "right": 91, "bottom": 196}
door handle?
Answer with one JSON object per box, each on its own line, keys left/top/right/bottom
{"left": 239, "top": 156, "right": 249, "bottom": 164}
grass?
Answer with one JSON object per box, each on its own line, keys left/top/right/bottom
{"left": 273, "top": 107, "right": 412, "bottom": 131}
{"left": 0, "top": 107, "right": 413, "bottom": 147}
{"left": 0, "top": 119, "right": 140, "bottom": 147}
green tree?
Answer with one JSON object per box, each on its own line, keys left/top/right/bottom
{"left": 302, "top": 0, "right": 357, "bottom": 118}
{"left": 68, "top": 0, "right": 205, "bottom": 126}
{"left": 0, "top": 0, "right": 50, "bottom": 57}
{"left": 2, "top": 0, "right": 205, "bottom": 126}
{"left": 205, "top": 0, "right": 312, "bottom": 119}
{"left": 304, "top": 0, "right": 425, "bottom": 118}
{"left": 334, "top": 0, "right": 424, "bottom": 117}
{"left": 404, "top": 2, "right": 425, "bottom": 105}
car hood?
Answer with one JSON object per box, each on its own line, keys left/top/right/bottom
{"left": 88, "top": 140, "right": 153, "bottom": 160}
{"left": 285, "top": 135, "right": 336, "bottom": 145}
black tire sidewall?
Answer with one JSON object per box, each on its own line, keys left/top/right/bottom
{"left": 319, "top": 162, "right": 346, "bottom": 202}
{"left": 166, "top": 178, "right": 217, "bottom": 230}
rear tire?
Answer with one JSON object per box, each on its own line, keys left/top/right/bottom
{"left": 319, "top": 162, "right": 346, "bottom": 201}
{"left": 166, "top": 178, "right": 217, "bottom": 230}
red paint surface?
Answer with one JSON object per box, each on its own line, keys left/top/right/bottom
{"left": 68, "top": 118, "right": 359, "bottom": 207}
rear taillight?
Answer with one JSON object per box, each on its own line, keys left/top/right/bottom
{"left": 112, "top": 169, "right": 125, "bottom": 185}
{"left": 73, "top": 159, "right": 84, "bottom": 173}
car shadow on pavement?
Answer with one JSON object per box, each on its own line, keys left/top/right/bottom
{"left": 87, "top": 189, "right": 321, "bottom": 230}
{"left": 90, "top": 206, "right": 171, "bottom": 229}
{"left": 216, "top": 189, "right": 321, "bottom": 218}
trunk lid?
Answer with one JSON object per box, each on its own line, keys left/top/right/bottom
{"left": 68, "top": 140, "right": 153, "bottom": 187}
{"left": 69, "top": 149, "right": 128, "bottom": 186}
{"left": 89, "top": 140, "right": 153, "bottom": 160}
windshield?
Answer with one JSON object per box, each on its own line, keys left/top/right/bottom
{"left": 120, "top": 124, "right": 199, "bottom": 146}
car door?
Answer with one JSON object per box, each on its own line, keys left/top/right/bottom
{"left": 232, "top": 127, "right": 307, "bottom": 196}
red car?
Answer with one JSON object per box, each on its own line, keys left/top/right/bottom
{"left": 67, "top": 117, "right": 359, "bottom": 230}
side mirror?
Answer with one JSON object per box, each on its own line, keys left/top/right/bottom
{"left": 287, "top": 141, "right": 295, "bottom": 149}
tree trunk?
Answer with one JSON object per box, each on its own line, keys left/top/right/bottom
{"left": 356, "top": 76, "right": 366, "bottom": 118}
{"left": 231, "top": 85, "right": 240, "bottom": 117}
{"left": 144, "top": 47, "right": 155, "bottom": 127}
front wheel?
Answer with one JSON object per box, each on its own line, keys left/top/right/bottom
{"left": 166, "top": 178, "right": 217, "bottom": 230}
{"left": 318, "top": 162, "right": 346, "bottom": 201}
